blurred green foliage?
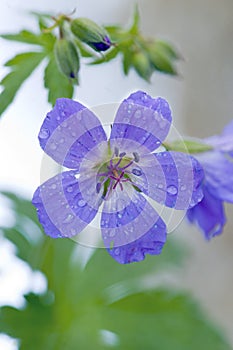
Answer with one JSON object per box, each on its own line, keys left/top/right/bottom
{"left": 0, "top": 191, "right": 231, "bottom": 350}
{"left": 0, "top": 7, "right": 180, "bottom": 117}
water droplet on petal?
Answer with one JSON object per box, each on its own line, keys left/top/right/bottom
{"left": 134, "top": 110, "right": 142, "bottom": 119}
{"left": 67, "top": 186, "right": 73, "bottom": 193}
{"left": 60, "top": 138, "right": 65, "bottom": 144}
{"left": 158, "top": 183, "right": 164, "bottom": 189}
{"left": 39, "top": 128, "right": 50, "bottom": 139}
{"left": 109, "top": 230, "right": 116, "bottom": 237}
{"left": 180, "top": 184, "right": 187, "bottom": 191}
{"left": 167, "top": 185, "right": 178, "bottom": 195}
{"left": 77, "top": 199, "right": 86, "bottom": 207}
{"left": 50, "top": 142, "right": 57, "bottom": 150}
{"left": 117, "top": 212, "right": 122, "bottom": 219}
{"left": 63, "top": 214, "right": 74, "bottom": 223}
{"left": 70, "top": 228, "right": 76, "bottom": 235}
{"left": 114, "top": 248, "right": 120, "bottom": 255}
{"left": 123, "top": 117, "right": 130, "bottom": 123}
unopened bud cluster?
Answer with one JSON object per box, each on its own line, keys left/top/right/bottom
{"left": 53, "top": 15, "right": 112, "bottom": 83}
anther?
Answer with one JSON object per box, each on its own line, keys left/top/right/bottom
{"left": 133, "top": 152, "right": 140, "bottom": 162}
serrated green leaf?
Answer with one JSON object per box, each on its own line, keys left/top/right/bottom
{"left": 89, "top": 47, "right": 119, "bottom": 65}
{"left": 0, "top": 51, "right": 45, "bottom": 117}
{"left": 1, "top": 30, "right": 55, "bottom": 51}
{"left": 44, "top": 54, "right": 74, "bottom": 105}
{"left": 31, "top": 11, "right": 54, "bottom": 31}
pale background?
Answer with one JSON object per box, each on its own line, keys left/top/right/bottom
{"left": 0, "top": 0, "right": 233, "bottom": 348}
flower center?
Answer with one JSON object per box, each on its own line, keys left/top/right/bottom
{"left": 96, "top": 149, "right": 142, "bottom": 199}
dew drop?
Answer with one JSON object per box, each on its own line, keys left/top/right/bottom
{"left": 50, "top": 142, "right": 57, "bottom": 150}
{"left": 70, "top": 228, "right": 76, "bottom": 235}
{"left": 167, "top": 185, "right": 178, "bottom": 195}
{"left": 117, "top": 213, "right": 123, "bottom": 219}
{"left": 158, "top": 183, "right": 164, "bottom": 189}
{"left": 114, "top": 248, "right": 120, "bottom": 255}
{"left": 63, "top": 214, "right": 74, "bottom": 223}
{"left": 50, "top": 184, "right": 57, "bottom": 190}
{"left": 67, "top": 186, "right": 73, "bottom": 193}
{"left": 123, "top": 117, "right": 130, "bottom": 123}
{"left": 77, "top": 199, "right": 86, "bottom": 207}
{"left": 180, "top": 184, "right": 187, "bottom": 191}
{"left": 109, "top": 230, "right": 116, "bottom": 237}
{"left": 39, "top": 128, "right": 50, "bottom": 139}
{"left": 60, "top": 138, "right": 65, "bottom": 144}
{"left": 134, "top": 110, "right": 142, "bottom": 119}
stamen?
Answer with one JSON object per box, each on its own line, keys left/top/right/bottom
{"left": 97, "top": 150, "right": 141, "bottom": 198}
{"left": 119, "top": 152, "right": 126, "bottom": 157}
{"left": 132, "top": 168, "right": 142, "bottom": 176}
{"left": 133, "top": 152, "right": 140, "bottom": 162}
{"left": 114, "top": 147, "right": 119, "bottom": 156}
{"left": 119, "top": 160, "right": 134, "bottom": 170}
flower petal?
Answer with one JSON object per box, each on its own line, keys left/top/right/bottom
{"left": 130, "top": 151, "right": 204, "bottom": 210}
{"left": 196, "top": 151, "right": 233, "bottom": 203}
{"left": 38, "top": 98, "right": 107, "bottom": 169}
{"left": 32, "top": 171, "right": 101, "bottom": 238}
{"left": 100, "top": 184, "right": 166, "bottom": 264}
{"left": 187, "top": 186, "right": 226, "bottom": 240}
{"left": 110, "top": 91, "right": 171, "bottom": 154}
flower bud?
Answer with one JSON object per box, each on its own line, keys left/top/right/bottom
{"left": 147, "top": 42, "right": 177, "bottom": 75}
{"left": 70, "top": 18, "right": 111, "bottom": 51}
{"left": 131, "top": 50, "right": 152, "bottom": 81}
{"left": 54, "top": 38, "right": 80, "bottom": 82}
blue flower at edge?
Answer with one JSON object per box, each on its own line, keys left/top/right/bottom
{"left": 187, "top": 120, "right": 233, "bottom": 239}
{"left": 32, "top": 91, "right": 204, "bottom": 264}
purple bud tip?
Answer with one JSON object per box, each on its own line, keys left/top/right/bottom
{"left": 91, "top": 36, "right": 111, "bottom": 51}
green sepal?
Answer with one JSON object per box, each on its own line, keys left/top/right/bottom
{"left": 164, "top": 139, "right": 213, "bottom": 154}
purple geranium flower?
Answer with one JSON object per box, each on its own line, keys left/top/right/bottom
{"left": 187, "top": 120, "right": 233, "bottom": 239}
{"left": 32, "top": 91, "right": 203, "bottom": 264}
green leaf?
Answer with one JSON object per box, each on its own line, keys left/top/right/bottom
{"left": 0, "top": 192, "right": 230, "bottom": 350}
{"left": 89, "top": 47, "right": 119, "bottom": 65}
{"left": 44, "top": 54, "right": 74, "bottom": 105}
{"left": 1, "top": 30, "right": 55, "bottom": 51}
{"left": 104, "top": 290, "right": 230, "bottom": 350}
{"left": 164, "top": 139, "right": 213, "bottom": 154}
{"left": 0, "top": 51, "right": 45, "bottom": 117}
